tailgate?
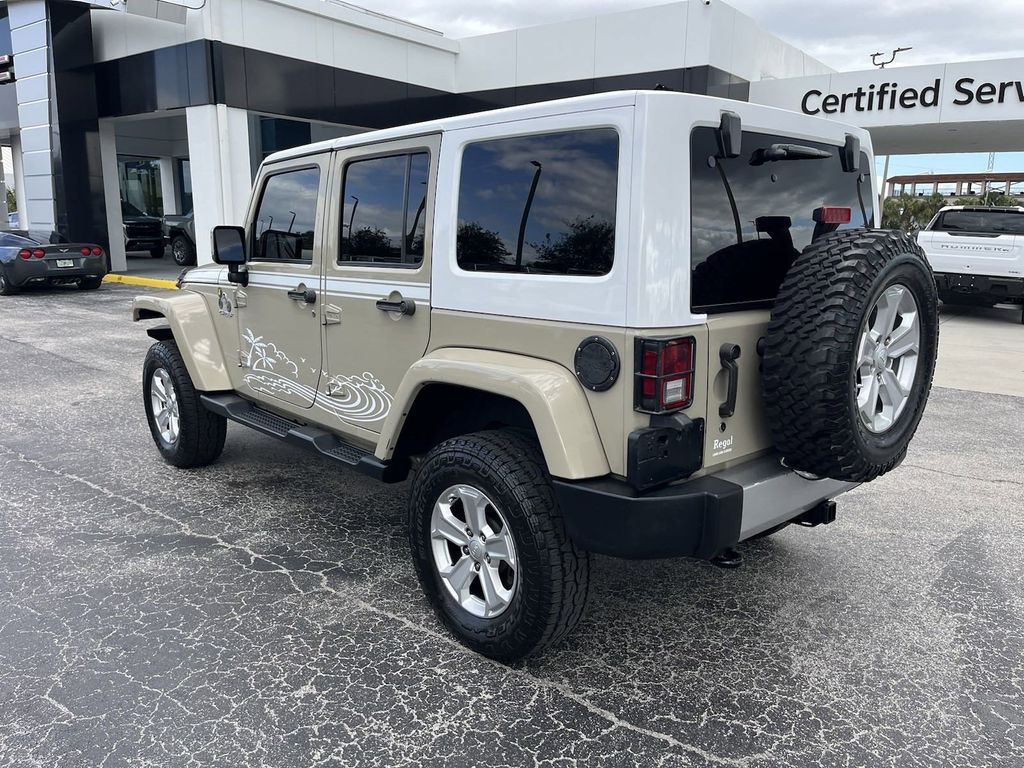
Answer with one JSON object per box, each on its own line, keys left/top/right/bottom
{"left": 922, "top": 231, "right": 1022, "bottom": 279}
{"left": 702, "top": 310, "right": 772, "bottom": 470}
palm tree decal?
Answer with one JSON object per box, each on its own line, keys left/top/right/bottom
{"left": 242, "top": 329, "right": 298, "bottom": 376}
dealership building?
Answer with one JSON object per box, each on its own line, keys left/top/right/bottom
{"left": 1, "top": 0, "right": 1022, "bottom": 270}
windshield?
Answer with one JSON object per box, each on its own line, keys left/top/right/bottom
{"left": 121, "top": 200, "right": 146, "bottom": 217}
{"left": 690, "top": 127, "right": 873, "bottom": 313}
{"left": 933, "top": 209, "right": 1024, "bottom": 235}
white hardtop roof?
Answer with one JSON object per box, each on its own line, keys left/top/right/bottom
{"left": 263, "top": 90, "right": 873, "bottom": 165}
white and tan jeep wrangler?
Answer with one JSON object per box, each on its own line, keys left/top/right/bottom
{"left": 133, "top": 92, "right": 939, "bottom": 662}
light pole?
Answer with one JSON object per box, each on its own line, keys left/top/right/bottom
{"left": 515, "top": 161, "right": 543, "bottom": 269}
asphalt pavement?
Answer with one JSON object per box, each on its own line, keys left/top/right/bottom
{"left": 0, "top": 283, "right": 1021, "bottom": 767}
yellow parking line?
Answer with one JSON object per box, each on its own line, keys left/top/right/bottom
{"left": 103, "top": 273, "right": 178, "bottom": 290}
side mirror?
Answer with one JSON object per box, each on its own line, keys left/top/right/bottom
{"left": 212, "top": 225, "right": 248, "bottom": 286}
{"left": 212, "top": 225, "right": 247, "bottom": 265}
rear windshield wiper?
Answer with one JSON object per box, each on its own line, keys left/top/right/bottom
{"left": 750, "top": 144, "right": 833, "bottom": 166}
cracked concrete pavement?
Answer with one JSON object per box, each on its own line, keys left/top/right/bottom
{"left": 0, "top": 284, "right": 1022, "bottom": 767}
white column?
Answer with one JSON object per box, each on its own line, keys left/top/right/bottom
{"left": 9, "top": 0, "right": 56, "bottom": 231}
{"left": 186, "top": 104, "right": 253, "bottom": 265}
{"left": 159, "top": 156, "right": 178, "bottom": 216}
{"left": 99, "top": 120, "right": 127, "bottom": 272}
{"left": 11, "top": 133, "right": 27, "bottom": 229}
{"left": 0, "top": 151, "right": 8, "bottom": 227}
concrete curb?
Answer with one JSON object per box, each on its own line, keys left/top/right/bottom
{"left": 103, "top": 273, "right": 178, "bottom": 290}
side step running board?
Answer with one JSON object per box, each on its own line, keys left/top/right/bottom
{"left": 199, "top": 393, "right": 409, "bottom": 483}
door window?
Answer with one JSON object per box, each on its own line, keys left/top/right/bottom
{"left": 252, "top": 167, "right": 321, "bottom": 262}
{"left": 340, "top": 152, "right": 430, "bottom": 266}
{"left": 456, "top": 128, "right": 619, "bottom": 276}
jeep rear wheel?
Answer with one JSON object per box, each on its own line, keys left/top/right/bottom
{"left": 409, "top": 429, "right": 591, "bottom": 662}
{"left": 762, "top": 229, "right": 939, "bottom": 482}
{"left": 143, "top": 340, "right": 227, "bottom": 468}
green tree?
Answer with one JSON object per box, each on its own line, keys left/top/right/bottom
{"left": 6, "top": 188, "right": 15, "bottom": 213}
{"left": 531, "top": 216, "right": 614, "bottom": 275}
{"left": 953, "top": 192, "right": 1018, "bottom": 207}
{"left": 881, "top": 193, "right": 947, "bottom": 231}
{"left": 347, "top": 226, "right": 395, "bottom": 259}
{"left": 456, "top": 222, "right": 509, "bottom": 266}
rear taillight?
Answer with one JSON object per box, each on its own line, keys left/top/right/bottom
{"left": 18, "top": 249, "right": 31, "bottom": 260}
{"left": 813, "top": 206, "right": 852, "bottom": 225}
{"left": 634, "top": 337, "right": 696, "bottom": 414}
{"left": 91, "top": 247, "right": 103, "bottom": 256}
{"left": 32, "top": 248, "right": 45, "bottom": 259}
{"left": 81, "top": 247, "right": 91, "bottom": 256}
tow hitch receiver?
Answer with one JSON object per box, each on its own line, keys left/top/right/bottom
{"left": 796, "top": 499, "right": 837, "bottom": 527}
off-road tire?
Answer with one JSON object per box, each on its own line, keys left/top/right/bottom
{"left": 171, "top": 235, "right": 196, "bottom": 267}
{"left": 143, "top": 340, "right": 226, "bottom": 468}
{"left": 78, "top": 276, "right": 103, "bottom": 290}
{"left": 150, "top": 246, "right": 165, "bottom": 259}
{"left": 0, "top": 272, "right": 16, "bottom": 296}
{"left": 409, "top": 429, "right": 591, "bottom": 662}
{"left": 762, "top": 229, "right": 939, "bottom": 482}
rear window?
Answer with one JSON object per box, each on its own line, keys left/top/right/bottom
{"left": 933, "top": 210, "right": 1024, "bottom": 235}
{"left": 456, "top": 128, "right": 618, "bottom": 276}
{"left": 690, "top": 127, "right": 873, "bottom": 313}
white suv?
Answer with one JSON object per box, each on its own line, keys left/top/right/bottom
{"left": 918, "top": 205, "right": 1024, "bottom": 322}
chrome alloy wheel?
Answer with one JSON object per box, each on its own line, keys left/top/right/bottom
{"left": 430, "top": 484, "right": 518, "bottom": 619}
{"left": 856, "top": 283, "right": 921, "bottom": 434}
{"left": 150, "top": 367, "right": 181, "bottom": 445}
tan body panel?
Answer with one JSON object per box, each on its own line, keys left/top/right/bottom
{"left": 132, "top": 292, "right": 232, "bottom": 392}
{"left": 702, "top": 310, "right": 772, "bottom": 471}
{"left": 379, "top": 347, "right": 611, "bottom": 480}
{"left": 428, "top": 310, "right": 714, "bottom": 478}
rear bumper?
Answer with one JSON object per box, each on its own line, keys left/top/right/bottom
{"left": 553, "top": 454, "right": 857, "bottom": 559}
{"left": 3, "top": 258, "right": 106, "bottom": 287}
{"left": 936, "top": 272, "right": 1024, "bottom": 303}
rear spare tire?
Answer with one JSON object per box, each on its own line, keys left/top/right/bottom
{"left": 762, "top": 229, "right": 938, "bottom": 482}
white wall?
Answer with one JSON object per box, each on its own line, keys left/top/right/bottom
{"left": 453, "top": 0, "right": 832, "bottom": 93}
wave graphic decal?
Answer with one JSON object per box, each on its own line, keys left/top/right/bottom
{"left": 241, "top": 329, "right": 393, "bottom": 423}
{"left": 321, "top": 373, "right": 393, "bottom": 423}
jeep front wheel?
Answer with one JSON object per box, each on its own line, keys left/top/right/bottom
{"left": 143, "top": 340, "right": 227, "bottom": 468}
{"left": 409, "top": 429, "right": 591, "bottom": 662}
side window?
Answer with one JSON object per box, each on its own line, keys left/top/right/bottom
{"left": 252, "top": 167, "right": 321, "bottom": 262}
{"left": 340, "top": 152, "right": 429, "bottom": 266}
{"left": 456, "top": 128, "right": 619, "bottom": 276}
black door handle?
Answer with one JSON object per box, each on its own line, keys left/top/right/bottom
{"left": 287, "top": 286, "right": 317, "bottom": 304}
{"left": 375, "top": 297, "right": 416, "bottom": 316}
{"left": 719, "top": 343, "right": 741, "bottom": 418}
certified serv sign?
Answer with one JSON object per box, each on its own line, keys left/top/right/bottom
{"left": 748, "top": 58, "right": 1024, "bottom": 147}
{"left": 801, "top": 76, "right": 1024, "bottom": 116}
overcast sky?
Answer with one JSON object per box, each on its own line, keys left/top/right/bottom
{"left": 359, "top": 0, "right": 1024, "bottom": 71}
{"left": 356, "top": 0, "right": 1024, "bottom": 175}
